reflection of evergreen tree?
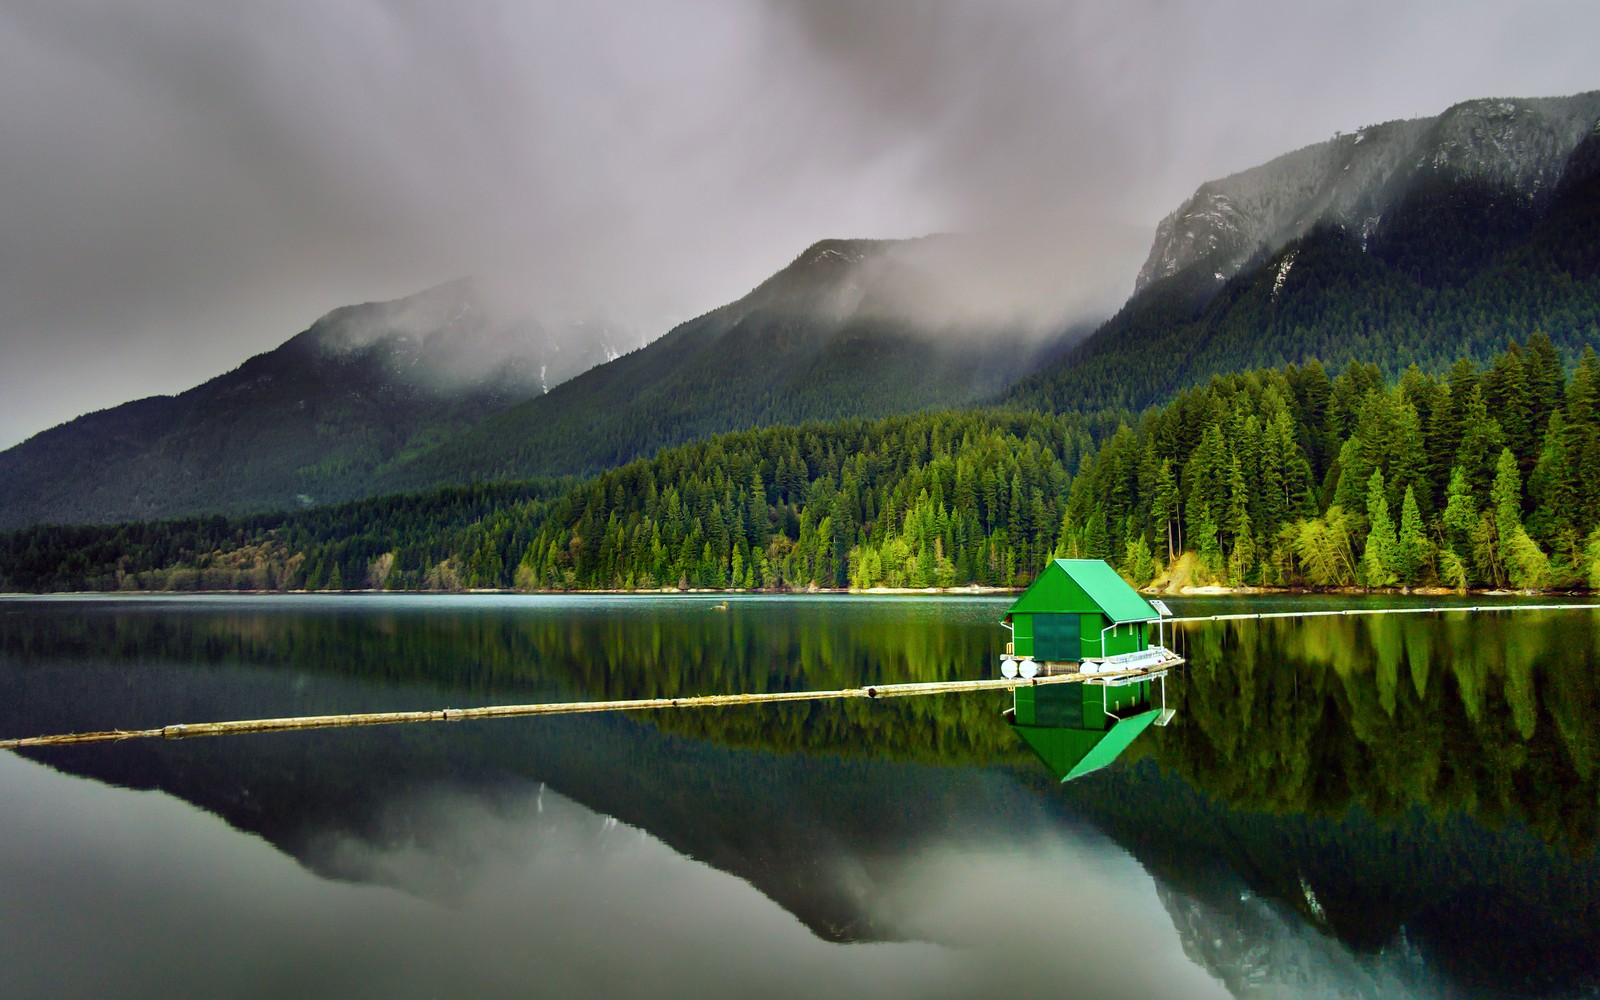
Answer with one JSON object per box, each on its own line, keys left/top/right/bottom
{"left": 1158, "top": 609, "right": 1600, "bottom": 856}
{"left": 8, "top": 592, "right": 1600, "bottom": 993}
{"left": 9, "top": 596, "right": 1597, "bottom": 862}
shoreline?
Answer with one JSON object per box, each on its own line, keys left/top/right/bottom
{"left": 2, "top": 584, "right": 1594, "bottom": 599}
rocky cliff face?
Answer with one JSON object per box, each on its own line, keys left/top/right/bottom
{"left": 1136, "top": 91, "right": 1600, "bottom": 293}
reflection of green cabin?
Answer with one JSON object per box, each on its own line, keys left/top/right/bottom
{"left": 1004, "top": 559, "right": 1159, "bottom": 663}
{"left": 1007, "top": 681, "right": 1160, "bottom": 782}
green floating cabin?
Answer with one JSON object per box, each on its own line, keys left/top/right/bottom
{"left": 1000, "top": 559, "right": 1176, "bottom": 781}
{"left": 1003, "top": 558, "right": 1160, "bottom": 664}
{"left": 1007, "top": 681, "right": 1161, "bottom": 782}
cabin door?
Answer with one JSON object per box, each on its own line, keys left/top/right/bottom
{"left": 1033, "top": 614, "right": 1080, "bottom": 662}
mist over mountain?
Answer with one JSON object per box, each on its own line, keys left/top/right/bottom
{"left": 0, "top": 281, "right": 636, "bottom": 528}
{"left": 0, "top": 217, "right": 1142, "bottom": 528}
{"left": 300, "top": 278, "right": 635, "bottom": 397}
{"left": 8, "top": 1, "right": 1600, "bottom": 456}
{"left": 380, "top": 227, "right": 1145, "bottom": 490}
{"left": 7, "top": 88, "right": 1600, "bottom": 529}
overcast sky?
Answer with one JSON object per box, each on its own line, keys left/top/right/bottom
{"left": 1, "top": 0, "right": 1598, "bottom": 449}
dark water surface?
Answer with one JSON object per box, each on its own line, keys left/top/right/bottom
{"left": 2, "top": 593, "right": 1598, "bottom": 999}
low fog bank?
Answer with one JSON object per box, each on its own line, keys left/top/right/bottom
{"left": 852, "top": 219, "right": 1152, "bottom": 340}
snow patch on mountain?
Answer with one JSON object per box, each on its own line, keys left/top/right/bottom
{"left": 1271, "top": 251, "right": 1297, "bottom": 300}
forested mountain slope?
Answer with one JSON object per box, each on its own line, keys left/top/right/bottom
{"left": 0, "top": 410, "right": 1108, "bottom": 592}
{"left": 0, "top": 227, "right": 1134, "bottom": 528}
{"left": 9, "top": 91, "right": 1598, "bottom": 534}
{"left": 0, "top": 280, "right": 629, "bottom": 528}
{"left": 8, "top": 336, "right": 1599, "bottom": 595}
{"left": 1012, "top": 100, "right": 1600, "bottom": 414}
{"left": 472, "top": 336, "right": 1600, "bottom": 594}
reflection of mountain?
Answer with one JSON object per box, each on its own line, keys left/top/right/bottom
{"left": 1058, "top": 760, "right": 1600, "bottom": 998}
{"left": 0, "top": 614, "right": 1045, "bottom": 943}
{"left": 1154, "top": 879, "right": 1448, "bottom": 1000}
{"left": 3, "top": 597, "right": 1599, "bottom": 994}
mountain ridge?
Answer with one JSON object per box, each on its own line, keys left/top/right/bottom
{"left": 1137, "top": 91, "right": 1600, "bottom": 294}
{"left": 6, "top": 89, "right": 1599, "bottom": 528}
{"left": 372, "top": 232, "right": 1112, "bottom": 492}
{"left": 0, "top": 280, "right": 631, "bottom": 528}
{"left": 1015, "top": 91, "right": 1600, "bottom": 415}
{"left": 0, "top": 220, "right": 1139, "bottom": 528}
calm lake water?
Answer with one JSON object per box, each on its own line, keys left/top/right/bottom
{"left": 2, "top": 593, "right": 1598, "bottom": 999}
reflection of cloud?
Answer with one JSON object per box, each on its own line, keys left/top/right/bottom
{"left": 0, "top": 749, "right": 1476, "bottom": 1000}
{"left": 202, "top": 763, "right": 1233, "bottom": 998}
{"left": 1, "top": 749, "right": 1216, "bottom": 999}
{"left": 858, "top": 836, "right": 1231, "bottom": 998}
{"left": 0, "top": 754, "right": 955, "bottom": 999}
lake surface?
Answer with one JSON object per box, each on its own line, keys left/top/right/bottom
{"left": 2, "top": 593, "right": 1598, "bottom": 999}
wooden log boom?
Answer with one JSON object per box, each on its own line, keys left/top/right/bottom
{"left": 0, "top": 656, "right": 1185, "bottom": 750}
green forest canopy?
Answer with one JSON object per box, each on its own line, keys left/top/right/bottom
{"left": 4, "top": 334, "right": 1600, "bottom": 594}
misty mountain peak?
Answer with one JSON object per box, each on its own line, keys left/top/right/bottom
{"left": 1136, "top": 90, "right": 1600, "bottom": 293}
{"left": 798, "top": 239, "right": 873, "bottom": 268}
{"left": 743, "top": 227, "right": 1147, "bottom": 338}
{"left": 0, "top": 275, "right": 641, "bottom": 526}
{"left": 296, "top": 278, "right": 635, "bottom": 399}
{"left": 755, "top": 238, "right": 894, "bottom": 295}
{"left": 1417, "top": 95, "right": 1597, "bottom": 193}
{"left": 305, "top": 277, "right": 480, "bottom": 355}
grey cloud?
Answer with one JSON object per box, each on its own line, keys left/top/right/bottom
{"left": 1, "top": 0, "right": 1598, "bottom": 447}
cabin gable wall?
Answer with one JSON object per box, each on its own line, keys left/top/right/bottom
{"left": 1009, "top": 565, "right": 1100, "bottom": 660}
{"left": 1008, "top": 566, "right": 1097, "bottom": 617}
{"left": 1007, "top": 562, "right": 1154, "bottom": 661}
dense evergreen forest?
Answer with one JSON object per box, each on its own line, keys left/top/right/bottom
{"left": 0, "top": 480, "right": 567, "bottom": 592}
{"left": 514, "top": 333, "right": 1600, "bottom": 592}
{"left": 7, "top": 143, "right": 1596, "bottom": 529}
{"left": 0, "top": 412, "right": 1109, "bottom": 592}
{"left": 1063, "top": 332, "right": 1600, "bottom": 591}
{"left": 3, "top": 334, "right": 1599, "bottom": 594}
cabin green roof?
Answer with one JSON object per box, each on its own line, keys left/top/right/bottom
{"left": 1006, "top": 559, "right": 1158, "bottom": 624}
{"left": 1011, "top": 709, "right": 1160, "bottom": 781}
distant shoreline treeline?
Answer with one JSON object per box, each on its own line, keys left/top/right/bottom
{"left": 2, "top": 335, "right": 1598, "bottom": 594}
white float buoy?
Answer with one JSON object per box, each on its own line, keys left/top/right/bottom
{"left": 1019, "top": 657, "right": 1038, "bottom": 679}
{"left": 1000, "top": 656, "right": 1018, "bottom": 679}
